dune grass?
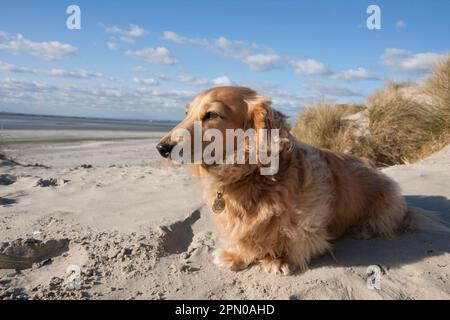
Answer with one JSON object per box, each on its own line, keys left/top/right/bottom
{"left": 418, "top": 55, "right": 450, "bottom": 159}
{"left": 292, "top": 54, "right": 450, "bottom": 166}
{"left": 291, "top": 101, "right": 362, "bottom": 153}
{"left": 423, "top": 54, "right": 450, "bottom": 114}
{"left": 362, "top": 82, "right": 445, "bottom": 165}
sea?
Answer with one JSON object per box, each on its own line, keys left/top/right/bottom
{"left": 0, "top": 112, "right": 177, "bottom": 132}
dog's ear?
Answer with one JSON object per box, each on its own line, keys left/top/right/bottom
{"left": 246, "top": 94, "right": 290, "bottom": 166}
{"left": 246, "top": 95, "right": 287, "bottom": 131}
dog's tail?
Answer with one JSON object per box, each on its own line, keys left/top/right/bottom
{"left": 402, "top": 206, "right": 450, "bottom": 234}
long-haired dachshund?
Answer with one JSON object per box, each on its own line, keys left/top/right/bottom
{"left": 157, "top": 86, "right": 442, "bottom": 275}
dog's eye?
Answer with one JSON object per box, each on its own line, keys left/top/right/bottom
{"left": 203, "top": 111, "right": 220, "bottom": 121}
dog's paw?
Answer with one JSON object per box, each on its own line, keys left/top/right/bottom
{"left": 349, "top": 224, "right": 374, "bottom": 240}
{"left": 261, "top": 258, "right": 292, "bottom": 276}
{"left": 213, "top": 249, "right": 248, "bottom": 271}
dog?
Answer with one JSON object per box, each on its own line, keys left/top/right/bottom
{"left": 157, "top": 86, "right": 444, "bottom": 275}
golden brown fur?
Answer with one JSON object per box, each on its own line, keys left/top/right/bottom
{"left": 159, "top": 86, "right": 409, "bottom": 275}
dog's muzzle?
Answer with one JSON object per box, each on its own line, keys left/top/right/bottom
{"left": 156, "top": 141, "right": 175, "bottom": 158}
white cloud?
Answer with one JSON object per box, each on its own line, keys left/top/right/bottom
{"left": 291, "top": 59, "right": 330, "bottom": 76}
{"left": 243, "top": 81, "right": 279, "bottom": 92}
{"left": 237, "top": 85, "right": 317, "bottom": 116}
{"left": 130, "top": 69, "right": 232, "bottom": 87}
{"left": 381, "top": 48, "right": 445, "bottom": 72}
{"left": 0, "top": 32, "right": 77, "bottom": 60}
{"left": 47, "top": 68, "right": 103, "bottom": 79}
{"left": 162, "top": 31, "right": 278, "bottom": 72}
{"left": 125, "top": 47, "right": 175, "bottom": 65}
{"left": 102, "top": 24, "right": 146, "bottom": 44}
{"left": 304, "top": 82, "right": 364, "bottom": 97}
{"left": 163, "top": 31, "right": 249, "bottom": 58}
{"left": 130, "top": 66, "right": 146, "bottom": 73}
{"left": 0, "top": 60, "right": 104, "bottom": 79}
{"left": 243, "top": 54, "right": 279, "bottom": 72}
{"left": 329, "top": 67, "right": 379, "bottom": 81}
{"left": 106, "top": 42, "right": 118, "bottom": 51}
{"left": 0, "top": 61, "right": 37, "bottom": 74}
{"left": 211, "top": 76, "right": 233, "bottom": 86}
{"left": 382, "top": 48, "right": 409, "bottom": 58}
{"left": 178, "top": 74, "right": 211, "bottom": 86}
{"left": 396, "top": 20, "right": 406, "bottom": 28}
{"left": 0, "top": 77, "right": 196, "bottom": 118}
{"left": 119, "top": 36, "right": 136, "bottom": 44}
{"left": 0, "top": 76, "right": 311, "bottom": 119}
{"left": 162, "top": 31, "right": 208, "bottom": 46}
{"left": 0, "top": 77, "right": 51, "bottom": 91}
{"left": 125, "top": 25, "right": 145, "bottom": 37}
{"left": 271, "top": 91, "right": 317, "bottom": 113}
{"left": 213, "top": 36, "right": 253, "bottom": 59}
{"left": 177, "top": 74, "right": 233, "bottom": 87}
{"left": 162, "top": 31, "right": 186, "bottom": 44}
{"left": 133, "top": 77, "right": 160, "bottom": 86}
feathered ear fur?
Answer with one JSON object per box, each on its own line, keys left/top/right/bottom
{"left": 245, "top": 94, "right": 291, "bottom": 167}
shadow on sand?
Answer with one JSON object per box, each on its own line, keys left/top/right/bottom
{"left": 310, "top": 195, "right": 450, "bottom": 270}
{"left": 0, "top": 197, "right": 17, "bottom": 206}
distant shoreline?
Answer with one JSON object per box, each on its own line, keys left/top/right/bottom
{"left": 0, "top": 111, "right": 179, "bottom": 124}
{"left": 0, "top": 129, "right": 165, "bottom": 144}
{"left": 0, "top": 112, "right": 176, "bottom": 132}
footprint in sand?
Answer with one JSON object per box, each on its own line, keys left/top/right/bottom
{"left": 35, "top": 178, "right": 70, "bottom": 187}
{"left": 0, "top": 174, "right": 16, "bottom": 186}
{"left": 0, "top": 238, "right": 70, "bottom": 270}
{"left": 72, "top": 164, "right": 93, "bottom": 170}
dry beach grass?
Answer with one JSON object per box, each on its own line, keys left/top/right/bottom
{"left": 292, "top": 54, "right": 450, "bottom": 166}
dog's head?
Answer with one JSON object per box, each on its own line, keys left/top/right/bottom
{"left": 157, "top": 86, "right": 290, "bottom": 178}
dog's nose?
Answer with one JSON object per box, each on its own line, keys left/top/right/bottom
{"left": 156, "top": 141, "right": 175, "bottom": 158}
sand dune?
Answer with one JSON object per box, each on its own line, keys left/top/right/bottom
{"left": 1, "top": 132, "right": 449, "bottom": 300}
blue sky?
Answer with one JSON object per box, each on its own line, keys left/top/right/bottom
{"left": 0, "top": 0, "right": 449, "bottom": 120}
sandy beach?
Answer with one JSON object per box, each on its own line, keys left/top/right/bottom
{"left": 0, "top": 0, "right": 449, "bottom": 305}
{"left": 1, "top": 129, "right": 449, "bottom": 300}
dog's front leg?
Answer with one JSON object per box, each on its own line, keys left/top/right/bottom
{"left": 213, "top": 248, "right": 253, "bottom": 271}
{"left": 287, "top": 226, "right": 331, "bottom": 272}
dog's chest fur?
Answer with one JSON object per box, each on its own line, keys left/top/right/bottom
{"left": 202, "top": 145, "right": 336, "bottom": 257}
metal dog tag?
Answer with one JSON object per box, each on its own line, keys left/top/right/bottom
{"left": 212, "top": 191, "right": 225, "bottom": 214}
